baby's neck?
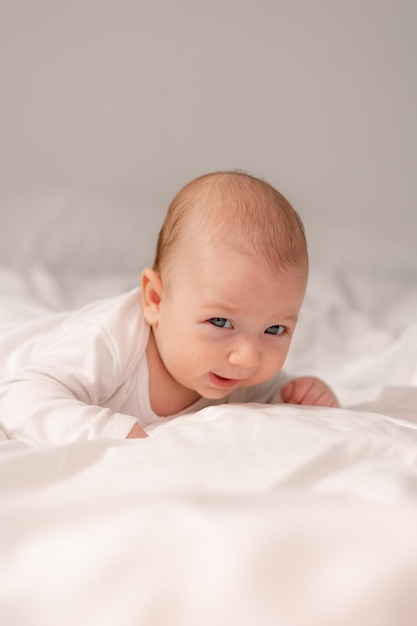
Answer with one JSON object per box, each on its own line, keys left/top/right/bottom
{"left": 146, "top": 331, "right": 200, "bottom": 417}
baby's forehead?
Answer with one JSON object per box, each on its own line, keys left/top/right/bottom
{"left": 173, "top": 246, "right": 307, "bottom": 319}
{"left": 173, "top": 237, "right": 307, "bottom": 283}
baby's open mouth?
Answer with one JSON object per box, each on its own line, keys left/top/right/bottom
{"left": 209, "top": 373, "right": 239, "bottom": 388}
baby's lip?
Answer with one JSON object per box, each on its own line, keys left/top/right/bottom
{"left": 209, "top": 372, "right": 241, "bottom": 388}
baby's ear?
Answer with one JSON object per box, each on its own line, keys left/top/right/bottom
{"left": 141, "top": 269, "right": 163, "bottom": 327}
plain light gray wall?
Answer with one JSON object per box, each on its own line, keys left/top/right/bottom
{"left": 1, "top": 0, "right": 416, "bottom": 265}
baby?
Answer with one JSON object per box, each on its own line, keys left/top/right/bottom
{"left": 0, "top": 171, "right": 338, "bottom": 445}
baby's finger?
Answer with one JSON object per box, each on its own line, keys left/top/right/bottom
{"left": 306, "top": 386, "right": 340, "bottom": 408}
{"left": 282, "top": 377, "right": 339, "bottom": 408}
{"left": 280, "top": 381, "right": 295, "bottom": 403}
{"left": 281, "top": 378, "right": 315, "bottom": 405}
{"left": 298, "top": 384, "right": 329, "bottom": 406}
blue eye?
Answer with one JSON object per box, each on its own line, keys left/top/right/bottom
{"left": 265, "top": 325, "right": 286, "bottom": 335}
{"left": 209, "top": 318, "right": 233, "bottom": 329}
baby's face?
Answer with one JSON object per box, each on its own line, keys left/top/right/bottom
{"left": 150, "top": 242, "right": 307, "bottom": 403}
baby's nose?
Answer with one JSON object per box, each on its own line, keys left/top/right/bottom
{"left": 227, "top": 338, "right": 261, "bottom": 369}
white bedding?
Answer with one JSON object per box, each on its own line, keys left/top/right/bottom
{"left": 0, "top": 194, "right": 417, "bottom": 625}
{"left": 1, "top": 403, "right": 417, "bottom": 625}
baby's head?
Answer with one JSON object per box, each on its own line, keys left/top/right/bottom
{"left": 153, "top": 171, "right": 308, "bottom": 283}
{"left": 142, "top": 172, "right": 309, "bottom": 407}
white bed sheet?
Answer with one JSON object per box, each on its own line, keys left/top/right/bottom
{"left": 2, "top": 403, "right": 417, "bottom": 626}
{"left": 0, "top": 219, "right": 417, "bottom": 624}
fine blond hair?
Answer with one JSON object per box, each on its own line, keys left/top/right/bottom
{"left": 153, "top": 171, "right": 308, "bottom": 278}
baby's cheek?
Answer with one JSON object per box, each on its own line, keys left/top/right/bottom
{"left": 267, "top": 351, "right": 287, "bottom": 378}
{"left": 175, "top": 345, "right": 206, "bottom": 375}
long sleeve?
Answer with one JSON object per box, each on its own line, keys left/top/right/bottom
{"left": 0, "top": 290, "right": 145, "bottom": 445}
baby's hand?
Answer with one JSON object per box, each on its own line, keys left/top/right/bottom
{"left": 281, "top": 376, "right": 339, "bottom": 408}
{"left": 127, "top": 423, "right": 148, "bottom": 438}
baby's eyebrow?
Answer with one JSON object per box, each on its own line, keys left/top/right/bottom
{"left": 277, "top": 313, "right": 299, "bottom": 325}
{"left": 202, "top": 303, "right": 299, "bottom": 324}
{"left": 281, "top": 312, "right": 299, "bottom": 321}
{"left": 202, "top": 301, "right": 240, "bottom": 313}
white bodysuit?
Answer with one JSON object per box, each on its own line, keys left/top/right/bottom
{"left": 0, "top": 288, "right": 287, "bottom": 445}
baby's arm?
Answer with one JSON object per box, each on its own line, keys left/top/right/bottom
{"left": 0, "top": 322, "right": 138, "bottom": 445}
{"left": 280, "top": 376, "right": 339, "bottom": 408}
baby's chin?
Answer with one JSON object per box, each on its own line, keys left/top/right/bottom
{"left": 197, "top": 385, "right": 235, "bottom": 400}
